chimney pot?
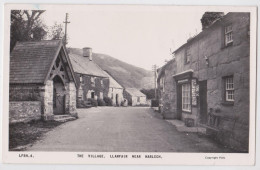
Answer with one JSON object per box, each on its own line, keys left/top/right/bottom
{"left": 83, "top": 47, "right": 92, "bottom": 61}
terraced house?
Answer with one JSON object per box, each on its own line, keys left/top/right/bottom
{"left": 69, "top": 48, "right": 110, "bottom": 106}
{"left": 157, "top": 12, "right": 250, "bottom": 152}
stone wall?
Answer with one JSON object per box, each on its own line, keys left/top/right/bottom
{"left": 157, "top": 60, "right": 177, "bottom": 119}
{"left": 9, "top": 84, "right": 44, "bottom": 102}
{"left": 66, "top": 82, "right": 78, "bottom": 117}
{"left": 159, "top": 13, "right": 250, "bottom": 151}
{"left": 42, "top": 80, "right": 54, "bottom": 120}
{"left": 9, "top": 101, "right": 41, "bottom": 123}
{"left": 74, "top": 73, "right": 109, "bottom": 103}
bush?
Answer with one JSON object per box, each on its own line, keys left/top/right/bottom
{"left": 87, "top": 98, "right": 98, "bottom": 107}
{"left": 97, "top": 98, "right": 106, "bottom": 106}
{"left": 103, "top": 97, "right": 113, "bottom": 106}
{"left": 77, "top": 100, "right": 85, "bottom": 108}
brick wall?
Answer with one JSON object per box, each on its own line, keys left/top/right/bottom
{"left": 9, "top": 101, "right": 41, "bottom": 123}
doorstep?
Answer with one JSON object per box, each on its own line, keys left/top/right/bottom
{"left": 166, "top": 119, "right": 206, "bottom": 134}
{"left": 53, "top": 115, "right": 77, "bottom": 122}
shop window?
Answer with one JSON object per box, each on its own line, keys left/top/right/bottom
{"left": 224, "top": 76, "right": 234, "bottom": 102}
{"left": 224, "top": 25, "right": 233, "bottom": 46}
{"left": 182, "top": 83, "right": 191, "bottom": 112}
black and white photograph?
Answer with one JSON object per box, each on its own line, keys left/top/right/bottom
{"left": 1, "top": 4, "right": 257, "bottom": 165}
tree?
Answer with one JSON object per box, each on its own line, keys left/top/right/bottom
{"left": 47, "top": 22, "right": 66, "bottom": 44}
{"left": 10, "top": 10, "right": 47, "bottom": 51}
{"left": 140, "top": 88, "right": 155, "bottom": 99}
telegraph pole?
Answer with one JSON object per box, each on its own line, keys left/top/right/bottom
{"left": 63, "top": 13, "right": 70, "bottom": 45}
{"left": 152, "top": 64, "right": 157, "bottom": 99}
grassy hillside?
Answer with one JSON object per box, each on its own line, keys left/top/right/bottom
{"left": 68, "top": 48, "right": 154, "bottom": 89}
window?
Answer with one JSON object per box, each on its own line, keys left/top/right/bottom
{"left": 78, "top": 86, "right": 83, "bottom": 100}
{"left": 182, "top": 83, "right": 191, "bottom": 112}
{"left": 91, "top": 77, "right": 95, "bottom": 87}
{"left": 160, "top": 76, "right": 165, "bottom": 92}
{"left": 101, "top": 79, "right": 103, "bottom": 86}
{"left": 185, "top": 46, "right": 191, "bottom": 64}
{"left": 100, "top": 92, "right": 103, "bottom": 99}
{"left": 225, "top": 76, "right": 234, "bottom": 102}
{"left": 225, "top": 25, "right": 233, "bottom": 46}
{"left": 79, "top": 75, "right": 83, "bottom": 84}
{"left": 137, "top": 97, "right": 140, "bottom": 102}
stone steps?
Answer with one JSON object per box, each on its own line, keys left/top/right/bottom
{"left": 53, "top": 115, "right": 76, "bottom": 122}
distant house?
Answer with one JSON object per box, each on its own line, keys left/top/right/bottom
{"left": 104, "top": 71, "right": 124, "bottom": 106}
{"left": 123, "top": 88, "right": 147, "bottom": 106}
{"left": 9, "top": 40, "right": 78, "bottom": 122}
{"left": 69, "top": 48, "right": 109, "bottom": 105}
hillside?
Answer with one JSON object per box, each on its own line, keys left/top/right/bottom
{"left": 68, "top": 48, "right": 154, "bottom": 89}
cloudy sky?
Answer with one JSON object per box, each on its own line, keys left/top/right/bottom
{"left": 41, "top": 5, "right": 218, "bottom": 70}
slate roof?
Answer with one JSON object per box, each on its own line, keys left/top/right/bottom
{"left": 69, "top": 53, "right": 108, "bottom": 78}
{"left": 10, "top": 40, "right": 62, "bottom": 84}
{"left": 125, "top": 88, "right": 146, "bottom": 97}
{"left": 104, "top": 71, "right": 123, "bottom": 89}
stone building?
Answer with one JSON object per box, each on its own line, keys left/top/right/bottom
{"left": 104, "top": 71, "right": 124, "bottom": 106}
{"left": 9, "top": 40, "right": 78, "bottom": 122}
{"left": 69, "top": 48, "right": 109, "bottom": 104}
{"left": 157, "top": 13, "right": 250, "bottom": 151}
{"left": 123, "top": 88, "right": 147, "bottom": 106}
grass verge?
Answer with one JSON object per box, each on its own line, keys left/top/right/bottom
{"left": 9, "top": 120, "right": 63, "bottom": 151}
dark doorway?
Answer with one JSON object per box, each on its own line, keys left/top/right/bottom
{"left": 199, "top": 80, "right": 208, "bottom": 124}
{"left": 53, "top": 76, "right": 65, "bottom": 115}
{"left": 176, "top": 84, "right": 182, "bottom": 120}
{"left": 91, "top": 92, "right": 95, "bottom": 99}
{"left": 116, "top": 94, "right": 119, "bottom": 106}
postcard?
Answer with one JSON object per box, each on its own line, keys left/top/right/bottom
{"left": 2, "top": 4, "right": 257, "bottom": 165}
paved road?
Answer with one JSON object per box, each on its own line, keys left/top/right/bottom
{"left": 28, "top": 107, "right": 232, "bottom": 152}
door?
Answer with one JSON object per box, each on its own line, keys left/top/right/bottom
{"left": 199, "top": 80, "right": 207, "bottom": 124}
{"left": 116, "top": 94, "right": 119, "bottom": 106}
{"left": 53, "top": 76, "right": 65, "bottom": 115}
{"left": 176, "top": 84, "right": 182, "bottom": 120}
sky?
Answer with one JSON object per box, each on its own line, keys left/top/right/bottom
{"left": 41, "top": 5, "right": 208, "bottom": 70}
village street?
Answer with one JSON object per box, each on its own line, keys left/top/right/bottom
{"left": 27, "top": 107, "right": 232, "bottom": 152}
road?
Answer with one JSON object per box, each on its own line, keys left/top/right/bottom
{"left": 28, "top": 107, "right": 232, "bottom": 152}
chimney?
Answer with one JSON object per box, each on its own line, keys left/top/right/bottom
{"left": 83, "top": 47, "right": 92, "bottom": 61}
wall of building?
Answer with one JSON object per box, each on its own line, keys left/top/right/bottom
{"left": 159, "top": 13, "right": 250, "bottom": 151}
{"left": 9, "top": 101, "right": 41, "bottom": 123}
{"left": 9, "top": 79, "right": 78, "bottom": 121}
{"left": 74, "top": 73, "right": 109, "bottom": 103}
{"left": 157, "top": 61, "right": 177, "bottom": 119}
{"left": 108, "top": 87, "right": 124, "bottom": 106}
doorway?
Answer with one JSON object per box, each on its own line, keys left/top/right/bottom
{"left": 116, "top": 94, "right": 119, "bottom": 106}
{"left": 53, "top": 76, "right": 65, "bottom": 115}
{"left": 199, "top": 80, "right": 208, "bottom": 124}
{"left": 176, "top": 84, "right": 182, "bottom": 120}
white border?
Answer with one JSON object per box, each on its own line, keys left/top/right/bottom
{"left": 1, "top": 3, "right": 258, "bottom": 167}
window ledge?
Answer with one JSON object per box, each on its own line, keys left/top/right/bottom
{"left": 221, "top": 101, "right": 234, "bottom": 106}
{"left": 222, "top": 42, "right": 233, "bottom": 49}
{"left": 182, "top": 110, "right": 192, "bottom": 114}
